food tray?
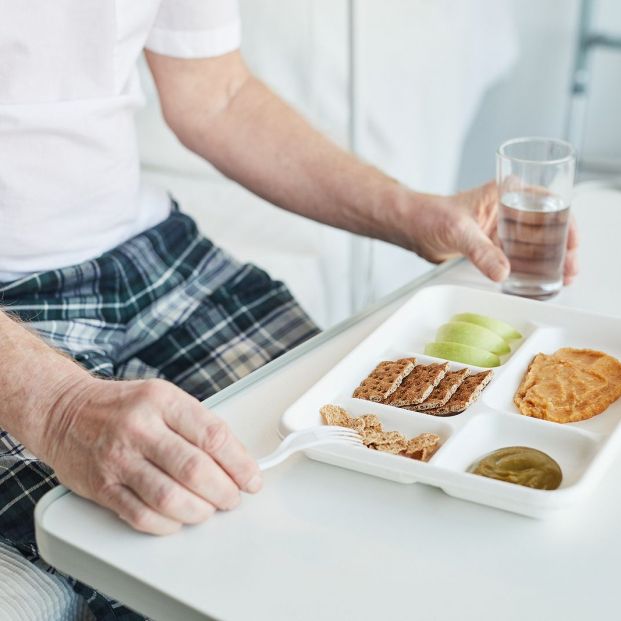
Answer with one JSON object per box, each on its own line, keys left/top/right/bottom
{"left": 279, "top": 285, "right": 621, "bottom": 518}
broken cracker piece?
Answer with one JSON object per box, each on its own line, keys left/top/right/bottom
{"left": 321, "top": 404, "right": 441, "bottom": 462}
{"left": 320, "top": 404, "right": 351, "bottom": 427}
{"left": 363, "top": 430, "right": 408, "bottom": 455}
{"left": 401, "top": 432, "right": 441, "bottom": 461}
{"left": 359, "top": 414, "right": 382, "bottom": 431}
{"left": 352, "top": 358, "right": 416, "bottom": 402}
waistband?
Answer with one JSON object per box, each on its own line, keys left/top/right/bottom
{"left": 0, "top": 207, "right": 221, "bottom": 323}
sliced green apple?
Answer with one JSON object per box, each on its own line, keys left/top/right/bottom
{"left": 451, "top": 312, "right": 522, "bottom": 341}
{"left": 436, "top": 321, "right": 510, "bottom": 355}
{"left": 425, "top": 341, "right": 501, "bottom": 368}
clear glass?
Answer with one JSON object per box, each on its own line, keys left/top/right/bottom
{"left": 496, "top": 137, "right": 576, "bottom": 300}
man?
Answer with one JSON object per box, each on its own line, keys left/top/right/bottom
{"left": 0, "top": 1, "right": 578, "bottom": 619}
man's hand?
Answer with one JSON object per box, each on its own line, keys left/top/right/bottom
{"left": 397, "top": 181, "right": 579, "bottom": 285}
{"left": 40, "top": 377, "right": 262, "bottom": 535}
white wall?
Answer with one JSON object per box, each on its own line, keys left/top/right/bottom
{"left": 457, "top": 0, "right": 621, "bottom": 189}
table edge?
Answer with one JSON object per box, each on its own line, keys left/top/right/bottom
{"left": 35, "top": 488, "right": 220, "bottom": 621}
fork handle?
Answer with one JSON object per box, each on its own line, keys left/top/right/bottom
{"left": 257, "top": 450, "right": 290, "bottom": 471}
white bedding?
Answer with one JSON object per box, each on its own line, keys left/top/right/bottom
{"left": 0, "top": 541, "right": 93, "bottom": 621}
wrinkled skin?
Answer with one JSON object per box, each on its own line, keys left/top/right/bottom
{"left": 402, "top": 181, "right": 578, "bottom": 285}
{"left": 42, "top": 377, "right": 262, "bottom": 535}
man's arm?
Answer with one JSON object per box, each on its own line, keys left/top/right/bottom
{"left": 146, "top": 50, "right": 578, "bottom": 285}
{"left": 0, "top": 310, "right": 261, "bottom": 534}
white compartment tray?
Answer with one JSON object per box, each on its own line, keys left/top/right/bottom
{"left": 279, "top": 285, "right": 621, "bottom": 518}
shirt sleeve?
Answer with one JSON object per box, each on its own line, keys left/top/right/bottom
{"left": 145, "top": 0, "right": 241, "bottom": 58}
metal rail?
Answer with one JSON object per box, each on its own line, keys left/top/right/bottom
{"left": 566, "top": 0, "right": 621, "bottom": 172}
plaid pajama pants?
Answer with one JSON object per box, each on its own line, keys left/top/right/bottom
{"left": 0, "top": 206, "right": 319, "bottom": 620}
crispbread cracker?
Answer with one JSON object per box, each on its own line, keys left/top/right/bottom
{"left": 411, "top": 368, "right": 470, "bottom": 411}
{"left": 402, "top": 432, "right": 441, "bottom": 461}
{"left": 319, "top": 405, "right": 382, "bottom": 432}
{"left": 426, "top": 370, "right": 493, "bottom": 416}
{"left": 321, "top": 404, "right": 441, "bottom": 461}
{"left": 348, "top": 414, "right": 383, "bottom": 433}
{"left": 352, "top": 358, "right": 415, "bottom": 402}
{"left": 385, "top": 362, "right": 449, "bottom": 407}
{"left": 514, "top": 348, "right": 621, "bottom": 423}
{"left": 319, "top": 404, "right": 351, "bottom": 427}
{"left": 363, "top": 430, "right": 408, "bottom": 454}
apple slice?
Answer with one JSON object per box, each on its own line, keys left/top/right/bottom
{"left": 425, "top": 342, "right": 501, "bottom": 368}
{"left": 451, "top": 312, "right": 522, "bottom": 341}
{"left": 436, "top": 321, "right": 510, "bottom": 355}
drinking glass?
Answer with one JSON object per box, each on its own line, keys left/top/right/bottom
{"left": 497, "top": 137, "right": 576, "bottom": 300}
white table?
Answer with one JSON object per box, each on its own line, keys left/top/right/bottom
{"left": 36, "top": 184, "right": 620, "bottom": 621}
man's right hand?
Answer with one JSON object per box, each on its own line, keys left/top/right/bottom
{"left": 39, "top": 377, "right": 262, "bottom": 534}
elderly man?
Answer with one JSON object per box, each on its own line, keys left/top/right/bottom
{"left": 0, "top": 1, "right": 577, "bottom": 619}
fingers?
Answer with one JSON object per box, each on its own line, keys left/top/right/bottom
{"left": 459, "top": 180, "right": 498, "bottom": 233}
{"left": 122, "top": 458, "right": 218, "bottom": 524}
{"left": 564, "top": 249, "right": 578, "bottom": 285}
{"left": 567, "top": 215, "right": 579, "bottom": 250}
{"left": 97, "top": 482, "right": 182, "bottom": 535}
{"left": 457, "top": 217, "right": 511, "bottom": 282}
{"left": 140, "top": 425, "right": 241, "bottom": 511}
{"left": 564, "top": 216, "right": 579, "bottom": 285}
{"left": 164, "top": 401, "right": 262, "bottom": 495}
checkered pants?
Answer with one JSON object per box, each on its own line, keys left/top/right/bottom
{"left": 0, "top": 207, "right": 319, "bottom": 620}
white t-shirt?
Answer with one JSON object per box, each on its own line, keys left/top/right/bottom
{"left": 0, "top": 0, "right": 241, "bottom": 281}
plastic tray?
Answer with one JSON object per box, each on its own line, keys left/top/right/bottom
{"left": 279, "top": 284, "right": 621, "bottom": 518}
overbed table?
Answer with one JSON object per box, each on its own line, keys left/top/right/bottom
{"left": 36, "top": 183, "right": 620, "bottom": 621}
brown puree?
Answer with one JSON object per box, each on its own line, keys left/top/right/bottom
{"left": 514, "top": 348, "right": 621, "bottom": 423}
{"left": 470, "top": 447, "right": 562, "bottom": 490}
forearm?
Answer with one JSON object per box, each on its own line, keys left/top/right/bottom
{"left": 148, "top": 51, "right": 520, "bottom": 282}
{"left": 148, "top": 50, "right": 419, "bottom": 249}
{"left": 0, "top": 311, "right": 91, "bottom": 457}
{"left": 187, "top": 77, "right": 412, "bottom": 243}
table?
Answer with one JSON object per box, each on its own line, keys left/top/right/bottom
{"left": 35, "top": 184, "right": 620, "bottom": 621}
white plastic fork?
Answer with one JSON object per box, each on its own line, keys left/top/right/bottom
{"left": 257, "top": 426, "right": 363, "bottom": 471}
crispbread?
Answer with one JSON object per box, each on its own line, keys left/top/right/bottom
{"left": 352, "top": 358, "right": 415, "bottom": 402}
{"left": 320, "top": 405, "right": 383, "bottom": 432}
{"left": 359, "top": 414, "right": 382, "bottom": 431}
{"left": 348, "top": 414, "right": 383, "bottom": 433}
{"left": 385, "top": 362, "right": 449, "bottom": 407}
{"left": 402, "top": 432, "right": 441, "bottom": 461}
{"left": 514, "top": 348, "right": 621, "bottom": 423}
{"left": 426, "top": 370, "right": 493, "bottom": 416}
{"left": 363, "top": 430, "right": 408, "bottom": 454}
{"left": 412, "top": 368, "right": 470, "bottom": 411}
{"left": 321, "top": 404, "right": 441, "bottom": 461}
{"left": 320, "top": 404, "right": 351, "bottom": 427}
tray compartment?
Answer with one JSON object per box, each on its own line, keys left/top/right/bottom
{"left": 483, "top": 326, "right": 621, "bottom": 436}
{"left": 431, "top": 410, "right": 603, "bottom": 489}
{"left": 302, "top": 399, "right": 456, "bottom": 484}
{"left": 342, "top": 351, "right": 493, "bottom": 418}
{"left": 336, "top": 397, "right": 456, "bottom": 446}
{"left": 386, "top": 285, "right": 537, "bottom": 366}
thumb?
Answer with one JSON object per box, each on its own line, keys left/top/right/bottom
{"left": 457, "top": 218, "right": 510, "bottom": 282}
